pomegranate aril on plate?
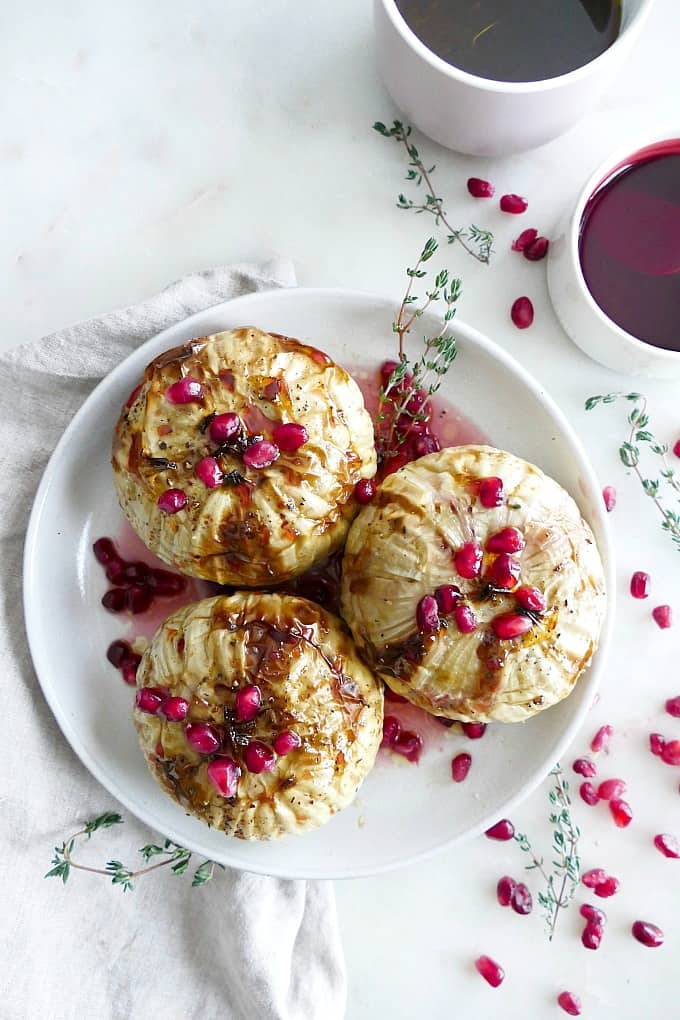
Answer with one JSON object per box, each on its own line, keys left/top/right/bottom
{"left": 106, "top": 640, "right": 131, "bottom": 668}
{"left": 581, "top": 924, "right": 603, "bottom": 950}
{"left": 666, "top": 696, "right": 680, "bottom": 718}
{"left": 165, "top": 377, "right": 204, "bottom": 404}
{"left": 185, "top": 723, "right": 221, "bottom": 754}
{"left": 474, "top": 955, "right": 504, "bottom": 988}
{"left": 391, "top": 730, "right": 423, "bottom": 763}
{"left": 594, "top": 876, "right": 620, "bottom": 898}
{"left": 451, "top": 752, "right": 472, "bottom": 783}
{"left": 557, "top": 991, "right": 582, "bottom": 1016}
{"left": 274, "top": 730, "right": 301, "bottom": 756}
{"left": 674, "top": 438, "right": 680, "bottom": 458}
{"left": 597, "top": 777, "right": 626, "bottom": 801}
{"left": 630, "top": 571, "right": 650, "bottom": 599}
{"left": 467, "top": 177, "right": 495, "bottom": 198}
{"left": 510, "top": 296, "right": 534, "bottom": 329}
{"left": 157, "top": 488, "right": 188, "bottom": 514}
{"left": 602, "top": 485, "right": 617, "bottom": 511}
{"left": 207, "top": 757, "right": 241, "bottom": 798}
{"left": 660, "top": 740, "right": 680, "bottom": 765}
{"left": 485, "top": 818, "right": 515, "bottom": 841}
{"left": 579, "top": 781, "right": 599, "bottom": 806}
{"left": 511, "top": 227, "right": 537, "bottom": 252}
{"left": 413, "top": 434, "right": 440, "bottom": 458}
{"left": 496, "top": 875, "right": 516, "bottom": 907}
{"left": 354, "top": 478, "right": 377, "bottom": 504}
{"left": 654, "top": 833, "right": 680, "bottom": 858}
{"left": 486, "top": 527, "right": 524, "bottom": 554}
{"left": 523, "top": 236, "right": 549, "bottom": 261}
{"left": 652, "top": 604, "right": 673, "bottom": 629}
{"left": 209, "top": 412, "right": 241, "bottom": 444}
{"left": 510, "top": 882, "right": 532, "bottom": 915}
{"left": 580, "top": 903, "right": 606, "bottom": 925}
{"left": 572, "top": 757, "right": 597, "bottom": 778}
{"left": 416, "top": 594, "right": 440, "bottom": 634}
{"left": 650, "top": 732, "right": 666, "bottom": 756}
{"left": 591, "top": 724, "right": 613, "bottom": 753}
{"left": 382, "top": 715, "right": 401, "bottom": 748}
{"left": 273, "top": 422, "right": 309, "bottom": 451}
{"left": 234, "top": 684, "right": 262, "bottom": 722}
{"left": 462, "top": 721, "right": 486, "bottom": 740}
{"left": 500, "top": 194, "right": 528, "bottom": 214}
{"left": 105, "top": 557, "right": 126, "bottom": 584}
{"left": 243, "top": 440, "right": 279, "bottom": 470}
{"left": 243, "top": 740, "right": 277, "bottom": 774}
{"left": 121, "top": 656, "right": 141, "bottom": 686}
{"left": 136, "top": 687, "right": 165, "bottom": 714}
{"left": 435, "top": 584, "right": 461, "bottom": 613}
{"left": 582, "top": 868, "right": 608, "bottom": 889}
{"left": 148, "top": 569, "right": 187, "bottom": 596}
{"left": 93, "top": 537, "right": 117, "bottom": 565}
{"left": 196, "top": 456, "right": 224, "bottom": 488}
{"left": 491, "top": 613, "right": 533, "bottom": 640}
{"left": 125, "top": 585, "right": 152, "bottom": 615}
{"left": 160, "top": 696, "right": 189, "bottom": 722}
{"left": 454, "top": 542, "right": 483, "bottom": 579}
{"left": 479, "top": 476, "right": 505, "bottom": 508}
{"left": 453, "top": 603, "right": 477, "bottom": 634}
{"left": 121, "top": 561, "right": 150, "bottom": 584}
{"left": 631, "top": 920, "right": 664, "bottom": 947}
{"left": 485, "top": 553, "right": 521, "bottom": 591}
{"left": 609, "top": 798, "right": 633, "bottom": 827}
{"left": 102, "top": 588, "right": 126, "bottom": 613}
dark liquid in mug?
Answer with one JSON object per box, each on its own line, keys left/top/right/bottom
{"left": 579, "top": 148, "right": 680, "bottom": 353}
{"left": 395, "top": 0, "right": 622, "bottom": 82}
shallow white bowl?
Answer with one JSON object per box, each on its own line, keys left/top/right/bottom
{"left": 24, "top": 287, "right": 614, "bottom": 879}
{"left": 547, "top": 130, "right": 680, "bottom": 379}
{"left": 374, "top": 0, "right": 655, "bottom": 155}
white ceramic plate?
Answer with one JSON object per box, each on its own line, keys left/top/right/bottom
{"left": 24, "top": 288, "right": 614, "bottom": 879}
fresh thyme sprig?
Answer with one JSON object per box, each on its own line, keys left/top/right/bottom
{"left": 45, "top": 812, "right": 223, "bottom": 892}
{"left": 585, "top": 391, "right": 680, "bottom": 551}
{"left": 374, "top": 120, "right": 494, "bottom": 264}
{"left": 513, "top": 765, "right": 581, "bottom": 940}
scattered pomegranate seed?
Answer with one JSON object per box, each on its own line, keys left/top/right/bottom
{"left": 486, "top": 527, "right": 525, "bottom": 554}
{"left": 451, "top": 752, "right": 472, "bottom": 782}
{"left": 157, "top": 488, "right": 188, "bottom": 514}
{"left": 392, "top": 730, "right": 423, "bottom": 763}
{"left": 485, "top": 819, "right": 515, "bottom": 841}
{"left": 496, "top": 875, "right": 517, "bottom": 906}
{"left": 650, "top": 733, "right": 666, "bottom": 757}
{"left": 354, "top": 478, "right": 377, "bottom": 504}
{"left": 654, "top": 833, "right": 680, "bottom": 858}
{"left": 630, "top": 571, "right": 650, "bottom": 599}
{"left": 454, "top": 542, "right": 483, "bottom": 579}
{"left": 475, "top": 955, "right": 504, "bottom": 988}
{"left": 413, "top": 434, "right": 440, "bottom": 457}
{"left": 632, "top": 920, "right": 664, "bottom": 947}
{"left": 609, "top": 798, "right": 633, "bottom": 828}
{"left": 673, "top": 438, "right": 680, "bottom": 458}
{"left": 125, "top": 585, "right": 152, "bottom": 615}
{"left": 165, "top": 377, "right": 204, "bottom": 404}
{"left": 581, "top": 924, "right": 603, "bottom": 949}
{"left": 160, "top": 696, "right": 189, "bottom": 722}
{"left": 196, "top": 456, "right": 224, "bottom": 488}
{"left": 510, "top": 882, "right": 532, "bottom": 915}
{"left": 106, "top": 640, "right": 131, "bottom": 668}
{"left": 591, "top": 724, "right": 613, "bottom": 754}
{"left": 380, "top": 359, "right": 401, "bottom": 384}
{"left": 185, "top": 723, "right": 221, "bottom": 754}
{"left": 148, "top": 569, "right": 187, "bottom": 596}
{"left": 594, "top": 876, "right": 620, "bottom": 898}
{"left": 597, "top": 778, "right": 626, "bottom": 801}
{"left": 106, "top": 557, "right": 128, "bottom": 585}
{"left": 500, "top": 194, "right": 528, "bottom": 214}
{"left": 557, "top": 991, "right": 582, "bottom": 1016}
{"left": 479, "top": 476, "right": 505, "bottom": 508}
{"left": 652, "top": 605, "right": 673, "bottom": 629}
{"left": 102, "top": 589, "right": 126, "bottom": 613}
{"left": 209, "top": 411, "right": 242, "bottom": 444}
{"left": 582, "top": 869, "right": 608, "bottom": 889}
{"left": 435, "top": 584, "right": 462, "bottom": 613}
{"left": 666, "top": 696, "right": 680, "bottom": 718}
{"left": 573, "top": 757, "right": 597, "bottom": 778}
{"left": 243, "top": 739, "right": 277, "bottom": 774}
{"left": 511, "top": 296, "right": 534, "bottom": 329}
{"left": 661, "top": 740, "right": 680, "bottom": 765}
{"left": 136, "top": 688, "right": 165, "bottom": 715}
{"left": 579, "top": 781, "right": 599, "bottom": 806}
{"left": 514, "top": 586, "right": 547, "bottom": 614}
{"left": 467, "top": 177, "right": 495, "bottom": 198}
{"left": 580, "top": 903, "right": 606, "bottom": 925}
{"left": 491, "top": 613, "right": 533, "bottom": 640}
{"left": 511, "top": 227, "right": 538, "bottom": 252}
{"left": 207, "top": 757, "right": 241, "bottom": 798}
{"left": 273, "top": 730, "right": 302, "bottom": 756}
{"left": 273, "top": 422, "right": 308, "bottom": 451}
{"left": 93, "top": 537, "right": 117, "bottom": 565}
{"left": 234, "top": 684, "right": 262, "bottom": 722}
{"left": 485, "top": 553, "right": 521, "bottom": 591}
{"left": 121, "top": 561, "right": 150, "bottom": 584}
{"left": 523, "top": 236, "right": 550, "bottom": 261}
{"left": 602, "top": 485, "right": 617, "bottom": 511}
{"left": 453, "top": 603, "right": 478, "bottom": 634}
{"left": 243, "top": 440, "right": 280, "bottom": 470}
{"left": 121, "top": 656, "right": 141, "bottom": 686}
{"left": 382, "top": 715, "right": 401, "bottom": 748}
{"left": 462, "top": 721, "right": 487, "bottom": 740}
{"left": 416, "top": 594, "right": 440, "bottom": 634}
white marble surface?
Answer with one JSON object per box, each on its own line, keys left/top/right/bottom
{"left": 5, "top": 1, "right": 680, "bottom": 1017}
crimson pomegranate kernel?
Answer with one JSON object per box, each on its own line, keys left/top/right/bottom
{"left": 462, "top": 721, "right": 486, "bottom": 740}
{"left": 209, "top": 411, "right": 241, "bottom": 444}
{"left": 591, "top": 724, "right": 613, "bottom": 754}
{"left": 382, "top": 716, "right": 402, "bottom": 748}
{"left": 609, "top": 798, "right": 633, "bottom": 828}
{"left": 674, "top": 439, "right": 680, "bottom": 458}
{"left": 557, "top": 991, "right": 582, "bottom": 1016}
{"left": 511, "top": 296, "right": 534, "bottom": 329}
{"left": 454, "top": 542, "right": 483, "bottom": 579}
{"left": 243, "top": 740, "right": 277, "bottom": 774}
{"left": 581, "top": 924, "right": 603, "bottom": 950}
{"left": 594, "top": 876, "right": 620, "bottom": 898}
{"left": 196, "top": 456, "right": 223, "bottom": 488}
{"left": 650, "top": 733, "right": 666, "bottom": 756}
{"left": 514, "top": 585, "right": 547, "bottom": 612}
{"left": 486, "top": 527, "right": 525, "bottom": 554}
{"left": 416, "top": 594, "right": 440, "bottom": 634}
{"left": 185, "top": 723, "right": 221, "bottom": 754}
{"left": 579, "top": 782, "right": 599, "bottom": 806}
{"left": 496, "top": 875, "right": 517, "bottom": 907}
{"left": 510, "top": 882, "right": 532, "bottom": 915}
{"left": 666, "top": 696, "right": 680, "bottom": 718}
{"left": 582, "top": 868, "right": 608, "bottom": 889}
{"left": 93, "top": 537, "right": 117, "bottom": 565}
{"left": 654, "top": 833, "right": 680, "bottom": 858}
{"left": 160, "top": 696, "right": 189, "bottom": 722}
{"left": 105, "top": 556, "right": 126, "bottom": 584}
{"left": 630, "top": 571, "right": 650, "bottom": 599}
{"left": 125, "top": 585, "right": 152, "bottom": 615}
{"left": 435, "top": 584, "right": 462, "bottom": 613}
{"left": 661, "top": 740, "right": 680, "bottom": 765}
{"left": 451, "top": 752, "right": 472, "bottom": 783}
{"left": 234, "top": 684, "right": 262, "bottom": 722}
{"left": 500, "top": 194, "right": 528, "bottom": 214}
{"left": 523, "top": 236, "right": 550, "bottom": 261}
{"left": 453, "top": 603, "right": 478, "bottom": 634}
{"left": 148, "top": 568, "right": 187, "bottom": 596}
{"left": 631, "top": 920, "right": 664, "bottom": 947}
{"left": 597, "top": 778, "right": 626, "bottom": 801}
{"left": 485, "top": 554, "right": 521, "bottom": 591}
{"left": 102, "top": 589, "right": 126, "bottom": 613}
{"left": 273, "top": 730, "right": 302, "bottom": 756}
{"left": 467, "top": 177, "right": 495, "bottom": 198}
{"left": 580, "top": 903, "right": 606, "bottom": 925}
{"left": 511, "top": 227, "right": 538, "bottom": 252}
{"left": 491, "top": 613, "right": 533, "bottom": 640}
{"left": 652, "top": 605, "right": 673, "bottom": 629}
{"left": 121, "top": 561, "right": 149, "bottom": 584}
{"left": 474, "top": 955, "right": 504, "bottom": 988}
{"left": 273, "top": 422, "right": 309, "bottom": 451}
{"left": 485, "top": 818, "right": 515, "bottom": 841}
{"left": 479, "top": 476, "right": 505, "bottom": 508}
{"left": 573, "top": 757, "right": 597, "bottom": 778}
{"left": 413, "top": 434, "right": 441, "bottom": 457}
{"left": 392, "top": 730, "right": 423, "bottom": 763}
{"left": 602, "top": 485, "right": 617, "bottom": 511}
{"left": 243, "top": 440, "right": 279, "bottom": 470}
{"left": 354, "top": 478, "right": 377, "bottom": 504}
{"left": 207, "top": 757, "right": 241, "bottom": 798}
{"left": 106, "top": 640, "right": 131, "bottom": 668}
{"left": 121, "top": 657, "right": 141, "bottom": 686}
{"left": 136, "top": 688, "right": 165, "bottom": 714}
{"left": 157, "top": 488, "right": 188, "bottom": 514}
{"left": 165, "top": 377, "right": 204, "bottom": 404}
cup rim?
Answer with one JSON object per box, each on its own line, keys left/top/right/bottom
{"left": 565, "top": 129, "right": 680, "bottom": 364}
{"left": 379, "top": 0, "right": 655, "bottom": 94}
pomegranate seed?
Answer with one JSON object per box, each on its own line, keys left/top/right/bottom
{"left": 594, "top": 876, "right": 620, "bottom": 898}
{"left": 196, "top": 456, "right": 223, "bottom": 488}
{"left": 511, "top": 296, "right": 534, "bottom": 329}
{"left": 273, "top": 730, "right": 302, "bottom": 756}
{"left": 573, "top": 757, "right": 597, "bottom": 777}
{"left": 243, "top": 740, "right": 276, "bottom": 774}
{"left": 157, "top": 488, "right": 188, "bottom": 514}
{"left": 661, "top": 740, "right": 680, "bottom": 765}
{"left": 479, "top": 476, "right": 505, "bottom": 508}
{"left": 125, "top": 585, "right": 152, "bottom": 615}
{"left": 514, "top": 586, "right": 547, "bottom": 613}
{"left": 500, "top": 193, "right": 528, "bottom": 214}
{"left": 652, "top": 605, "right": 672, "bottom": 629}
{"left": 234, "top": 684, "right": 262, "bottom": 722}
{"left": 523, "top": 236, "right": 550, "bottom": 261}
{"left": 382, "top": 715, "right": 402, "bottom": 748}
{"left": 609, "top": 798, "right": 633, "bottom": 827}
{"left": 413, "top": 434, "right": 441, "bottom": 458}
{"left": 451, "top": 752, "right": 472, "bottom": 782}
{"left": 582, "top": 869, "right": 608, "bottom": 889}
{"left": 650, "top": 733, "right": 666, "bottom": 756}
{"left": 185, "top": 723, "right": 221, "bottom": 754}
{"left": 454, "top": 542, "right": 483, "bottom": 578}
{"left": 485, "top": 553, "right": 521, "bottom": 591}
{"left": 486, "top": 527, "right": 524, "bottom": 554}
{"left": 597, "top": 778, "right": 626, "bottom": 801}
{"left": 630, "top": 571, "right": 650, "bottom": 599}
{"left": 106, "top": 640, "right": 131, "bottom": 668}
{"left": 105, "top": 556, "right": 126, "bottom": 584}
{"left": 380, "top": 359, "right": 400, "bottom": 384}
{"left": 92, "top": 537, "right": 117, "bottom": 565}
{"left": 209, "top": 411, "right": 241, "bottom": 444}
{"left": 557, "top": 991, "right": 582, "bottom": 1016}
{"left": 510, "top": 882, "right": 532, "bottom": 915}
{"left": 121, "top": 655, "right": 141, "bottom": 686}
{"left": 580, "top": 903, "right": 606, "bottom": 925}
{"left": 273, "top": 422, "right": 309, "bottom": 451}
{"left": 591, "top": 724, "right": 613, "bottom": 753}
{"left": 125, "top": 383, "right": 143, "bottom": 408}
{"left": 165, "top": 377, "right": 204, "bottom": 404}
{"left": 666, "top": 696, "right": 680, "bottom": 718}
{"left": 581, "top": 924, "right": 603, "bottom": 949}
{"left": 654, "top": 833, "right": 680, "bottom": 858}
{"left": 102, "top": 589, "right": 126, "bottom": 613}
{"left": 579, "top": 781, "right": 599, "bottom": 806}
{"left": 453, "top": 603, "right": 478, "bottom": 634}
{"left": 148, "top": 569, "right": 187, "bottom": 596}
{"left": 392, "top": 730, "right": 423, "bottom": 763}
{"left": 467, "top": 177, "right": 495, "bottom": 198}
{"left": 416, "top": 594, "right": 440, "bottom": 634}
{"left": 674, "top": 438, "right": 680, "bottom": 458}
{"left": 496, "top": 876, "right": 517, "bottom": 906}
{"left": 160, "top": 696, "right": 189, "bottom": 721}
{"left": 602, "top": 485, "right": 617, "bottom": 511}
{"left": 474, "top": 955, "right": 504, "bottom": 988}
{"left": 462, "top": 721, "right": 486, "bottom": 739}
{"left": 243, "top": 440, "right": 279, "bottom": 470}
{"left": 121, "top": 561, "right": 150, "bottom": 584}
{"left": 485, "top": 818, "right": 515, "bottom": 841}
{"left": 631, "top": 920, "right": 664, "bottom": 947}
{"left": 136, "top": 688, "right": 165, "bottom": 714}
{"left": 354, "top": 478, "right": 377, "bottom": 504}
{"left": 511, "top": 227, "right": 538, "bottom": 252}
{"left": 491, "top": 613, "right": 533, "bottom": 640}
{"left": 207, "top": 757, "right": 241, "bottom": 798}
{"left": 435, "top": 584, "right": 462, "bottom": 613}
